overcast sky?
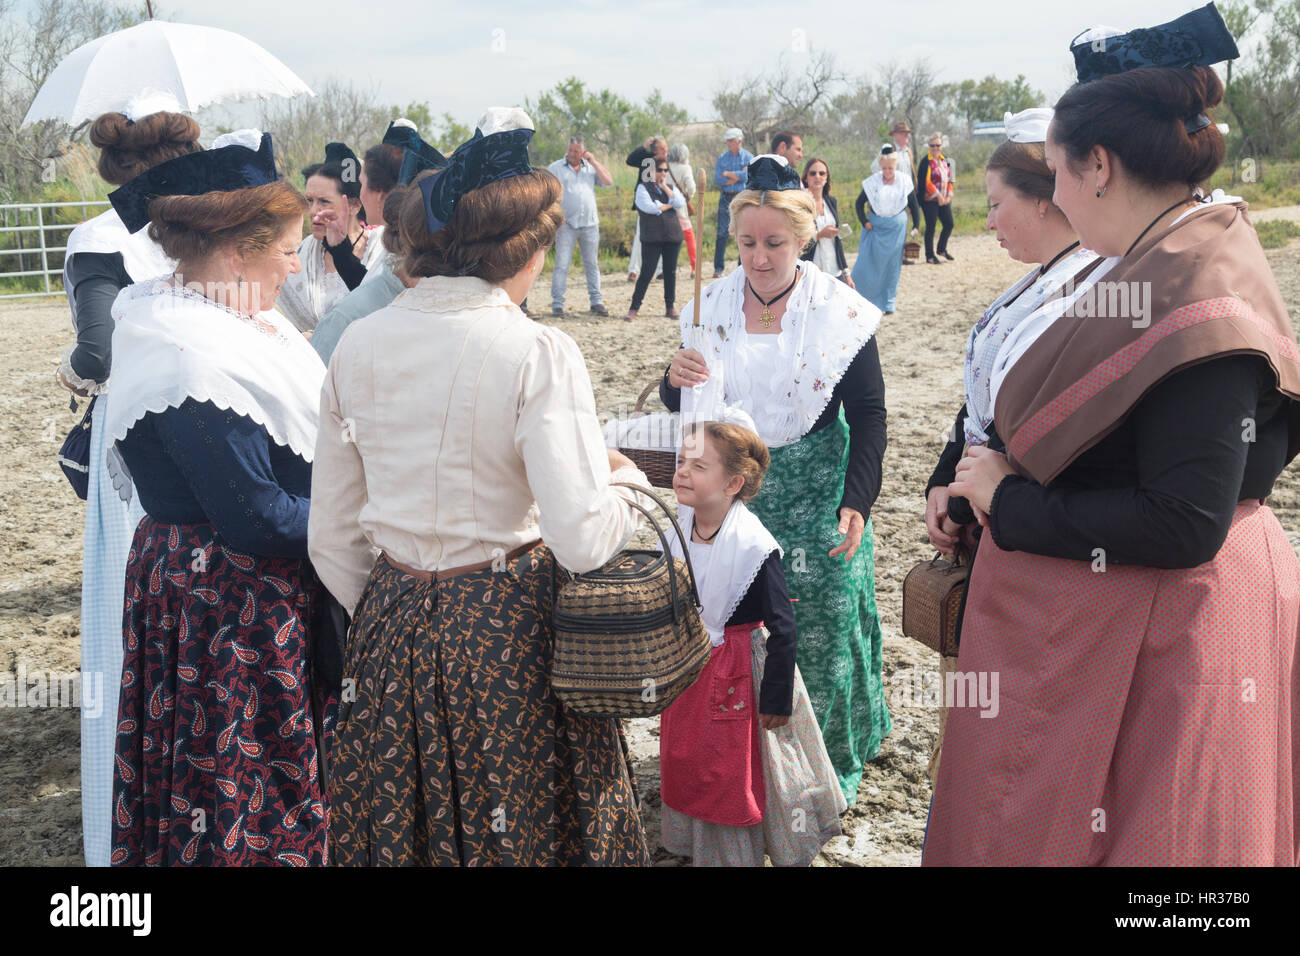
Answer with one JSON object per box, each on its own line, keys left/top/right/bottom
{"left": 135, "top": 0, "right": 1227, "bottom": 126}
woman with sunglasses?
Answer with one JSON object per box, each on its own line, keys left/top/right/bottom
{"left": 627, "top": 157, "right": 685, "bottom": 320}
{"left": 799, "top": 156, "right": 853, "bottom": 286}
{"left": 916, "top": 133, "right": 955, "bottom": 264}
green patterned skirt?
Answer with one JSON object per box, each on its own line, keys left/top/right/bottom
{"left": 747, "top": 412, "right": 891, "bottom": 805}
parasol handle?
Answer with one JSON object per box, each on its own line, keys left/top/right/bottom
{"left": 693, "top": 168, "right": 706, "bottom": 327}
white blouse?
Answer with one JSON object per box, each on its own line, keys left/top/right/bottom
{"left": 308, "top": 274, "right": 647, "bottom": 614}
{"left": 811, "top": 202, "right": 838, "bottom": 274}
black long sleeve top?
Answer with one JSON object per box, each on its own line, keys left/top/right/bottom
{"left": 855, "top": 186, "right": 920, "bottom": 231}
{"left": 118, "top": 398, "right": 313, "bottom": 558}
{"left": 926, "top": 402, "right": 1005, "bottom": 526}
{"left": 661, "top": 337, "right": 888, "bottom": 519}
{"left": 64, "top": 251, "right": 132, "bottom": 383}
{"left": 322, "top": 235, "right": 367, "bottom": 291}
{"left": 724, "top": 549, "right": 796, "bottom": 716}
{"left": 973, "top": 355, "right": 1289, "bottom": 569}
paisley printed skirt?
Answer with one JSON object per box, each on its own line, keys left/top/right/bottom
{"left": 328, "top": 543, "right": 649, "bottom": 866}
{"left": 111, "top": 518, "right": 333, "bottom": 866}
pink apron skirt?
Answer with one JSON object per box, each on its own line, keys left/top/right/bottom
{"left": 924, "top": 500, "right": 1300, "bottom": 865}
{"left": 660, "top": 622, "right": 765, "bottom": 826}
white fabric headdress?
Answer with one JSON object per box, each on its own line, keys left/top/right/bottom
{"left": 1003, "top": 108, "right": 1054, "bottom": 144}
{"left": 103, "top": 280, "right": 326, "bottom": 500}
{"left": 210, "top": 128, "right": 264, "bottom": 151}
{"left": 475, "top": 107, "right": 534, "bottom": 135}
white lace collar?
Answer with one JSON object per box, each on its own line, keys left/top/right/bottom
{"left": 666, "top": 500, "right": 780, "bottom": 645}
{"left": 102, "top": 277, "right": 325, "bottom": 501}
{"left": 391, "top": 274, "right": 520, "bottom": 314}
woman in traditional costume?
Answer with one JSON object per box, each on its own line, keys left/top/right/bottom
{"left": 56, "top": 99, "right": 200, "bottom": 868}
{"left": 103, "top": 131, "right": 333, "bottom": 865}
{"left": 309, "top": 108, "right": 651, "bottom": 867}
{"left": 310, "top": 127, "right": 448, "bottom": 363}
{"left": 277, "top": 141, "right": 386, "bottom": 332}
{"left": 659, "top": 416, "right": 846, "bottom": 866}
{"left": 922, "top": 108, "right": 1097, "bottom": 787}
{"left": 925, "top": 4, "right": 1300, "bottom": 865}
{"left": 661, "top": 154, "right": 890, "bottom": 805}
{"left": 851, "top": 146, "right": 919, "bottom": 314}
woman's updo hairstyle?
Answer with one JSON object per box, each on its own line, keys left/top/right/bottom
{"left": 1051, "top": 65, "right": 1226, "bottom": 188}
{"left": 363, "top": 143, "right": 404, "bottom": 194}
{"left": 728, "top": 187, "right": 817, "bottom": 245}
{"left": 380, "top": 184, "right": 413, "bottom": 257}
{"left": 146, "top": 180, "right": 308, "bottom": 262}
{"left": 399, "top": 168, "right": 563, "bottom": 283}
{"left": 986, "top": 140, "right": 1054, "bottom": 203}
{"left": 685, "top": 421, "right": 771, "bottom": 503}
{"left": 88, "top": 111, "right": 201, "bottom": 186}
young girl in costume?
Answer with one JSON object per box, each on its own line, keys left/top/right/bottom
{"left": 659, "top": 416, "right": 847, "bottom": 866}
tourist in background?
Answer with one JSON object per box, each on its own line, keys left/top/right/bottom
{"left": 548, "top": 135, "right": 612, "bottom": 316}
{"left": 626, "top": 134, "right": 668, "bottom": 284}
{"left": 712, "top": 127, "right": 753, "bottom": 278}
{"left": 916, "top": 132, "right": 955, "bottom": 264}
{"left": 667, "top": 143, "right": 697, "bottom": 276}
{"left": 799, "top": 155, "right": 852, "bottom": 286}
{"left": 627, "top": 155, "right": 684, "bottom": 320}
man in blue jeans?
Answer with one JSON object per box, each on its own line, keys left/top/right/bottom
{"left": 548, "top": 135, "right": 614, "bottom": 315}
{"left": 713, "top": 127, "right": 752, "bottom": 277}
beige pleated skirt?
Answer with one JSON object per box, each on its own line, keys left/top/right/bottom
{"left": 661, "top": 628, "right": 847, "bottom": 866}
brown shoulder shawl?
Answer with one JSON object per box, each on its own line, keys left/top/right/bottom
{"left": 994, "top": 201, "right": 1300, "bottom": 485}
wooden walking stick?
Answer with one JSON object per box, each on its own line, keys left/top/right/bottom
{"left": 693, "top": 168, "right": 706, "bottom": 328}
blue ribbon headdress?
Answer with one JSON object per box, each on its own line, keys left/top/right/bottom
{"left": 381, "top": 121, "right": 449, "bottom": 186}
{"left": 1070, "top": 2, "right": 1239, "bottom": 132}
{"left": 746, "top": 154, "right": 803, "bottom": 191}
{"left": 109, "top": 131, "right": 279, "bottom": 233}
{"left": 419, "top": 108, "right": 534, "bottom": 235}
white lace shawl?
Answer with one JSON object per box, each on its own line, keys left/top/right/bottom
{"left": 102, "top": 278, "right": 326, "bottom": 500}
{"left": 679, "top": 259, "right": 881, "bottom": 447}
{"left": 665, "top": 500, "right": 781, "bottom": 646}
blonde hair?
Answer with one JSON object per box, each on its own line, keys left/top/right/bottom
{"left": 879, "top": 152, "right": 900, "bottom": 167}
{"left": 728, "top": 187, "right": 817, "bottom": 245}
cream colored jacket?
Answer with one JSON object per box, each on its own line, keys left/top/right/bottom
{"left": 308, "top": 274, "right": 646, "bottom": 613}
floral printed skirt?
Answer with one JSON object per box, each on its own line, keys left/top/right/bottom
{"left": 111, "top": 518, "right": 333, "bottom": 866}
{"left": 747, "top": 412, "right": 893, "bottom": 805}
{"left": 328, "top": 543, "right": 649, "bottom": 866}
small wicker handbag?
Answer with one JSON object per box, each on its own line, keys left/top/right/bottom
{"left": 551, "top": 483, "right": 710, "bottom": 718}
{"left": 903, "top": 240, "right": 922, "bottom": 263}
{"left": 901, "top": 549, "right": 968, "bottom": 658}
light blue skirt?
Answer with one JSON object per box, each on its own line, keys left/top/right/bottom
{"left": 80, "top": 396, "right": 143, "bottom": 866}
{"left": 850, "top": 210, "right": 907, "bottom": 313}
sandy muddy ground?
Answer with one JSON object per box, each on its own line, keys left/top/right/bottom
{"left": 4, "top": 227, "right": 1299, "bottom": 866}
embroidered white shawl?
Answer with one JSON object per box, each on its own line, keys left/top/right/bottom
{"left": 102, "top": 278, "right": 326, "bottom": 500}
{"left": 678, "top": 259, "right": 881, "bottom": 447}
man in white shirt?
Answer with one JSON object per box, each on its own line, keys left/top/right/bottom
{"left": 548, "top": 136, "right": 613, "bottom": 316}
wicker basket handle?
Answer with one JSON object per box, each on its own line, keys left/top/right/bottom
{"left": 632, "top": 379, "right": 660, "bottom": 413}
{"left": 612, "top": 481, "right": 703, "bottom": 610}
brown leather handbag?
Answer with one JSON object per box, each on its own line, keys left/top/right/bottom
{"left": 901, "top": 549, "right": 968, "bottom": 658}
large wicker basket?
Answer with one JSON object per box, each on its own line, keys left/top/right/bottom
{"left": 617, "top": 378, "right": 678, "bottom": 488}
{"left": 551, "top": 484, "right": 709, "bottom": 718}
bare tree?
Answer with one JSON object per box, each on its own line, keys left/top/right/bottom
{"left": 876, "top": 58, "right": 940, "bottom": 134}
{"left": 712, "top": 45, "right": 844, "bottom": 147}
{"left": 258, "top": 78, "right": 392, "bottom": 182}
{"left": 0, "top": 0, "right": 142, "bottom": 198}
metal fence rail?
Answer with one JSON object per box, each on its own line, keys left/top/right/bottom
{"left": 0, "top": 200, "right": 110, "bottom": 300}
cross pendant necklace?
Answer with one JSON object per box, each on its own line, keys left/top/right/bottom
{"left": 747, "top": 274, "right": 799, "bottom": 328}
